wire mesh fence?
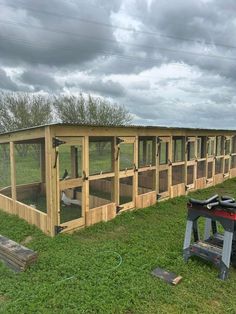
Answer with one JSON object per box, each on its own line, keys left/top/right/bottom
{"left": 0, "top": 144, "right": 11, "bottom": 191}
{"left": 159, "top": 170, "right": 168, "bottom": 193}
{"left": 89, "top": 139, "right": 113, "bottom": 175}
{"left": 197, "top": 160, "right": 206, "bottom": 179}
{"left": 172, "top": 165, "right": 185, "bottom": 185}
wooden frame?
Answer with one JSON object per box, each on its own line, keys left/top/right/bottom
{"left": 1, "top": 124, "right": 236, "bottom": 236}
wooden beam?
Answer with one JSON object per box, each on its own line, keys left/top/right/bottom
{"left": 10, "top": 142, "right": 16, "bottom": 202}
{"left": 114, "top": 137, "right": 120, "bottom": 205}
{"left": 133, "top": 136, "right": 139, "bottom": 203}
{"left": 83, "top": 136, "right": 90, "bottom": 226}
{"left": 45, "top": 127, "right": 59, "bottom": 236}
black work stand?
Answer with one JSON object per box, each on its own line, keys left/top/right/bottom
{"left": 183, "top": 205, "right": 236, "bottom": 280}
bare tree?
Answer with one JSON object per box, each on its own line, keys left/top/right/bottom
{"left": 0, "top": 92, "right": 53, "bottom": 158}
{"left": 0, "top": 92, "right": 53, "bottom": 133}
{"left": 54, "top": 94, "right": 132, "bottom": 126}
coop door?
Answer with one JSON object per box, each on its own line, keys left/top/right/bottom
{"left": 224, "top": 137, "right": 231, "bottom": 178}
{"left": 57, "top": 137, "right": 85, "bottom": 230}
{"left": 206, "top": 137, "right": 215, "bottom": 184}
{"left": 157, "top": 137, "right": 171, "bottom": 199}
{"left": 117, "top": 136, "right": 136, "bottom": 210}
{"left": 186, "top": 137, "right": 197, "bottom": 189}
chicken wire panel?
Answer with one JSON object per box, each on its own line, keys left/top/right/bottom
{"left": 172, "top": 165, "right": 185, "bottom": 186}
{"left": 197, "top": 137, "right": 207, "bottom": 159}
{"left": 138, "top": 170, "right": 155, "bottom": 195}
{"left": 187, "top": 142, "right": 195, "bottom": 161}
{"left": 215, "top": 158, "right": 223, "bottom": 174}
{"left": 0, "top": 144, "right": 11, "bottom": 191}
{"left": 59, "top": 145, "right": 82, "bottom": 179}
{"left": 216, "top": 136, "right": 224, "bottom": 156}
{"left": 60, "top": 186, "right": 82, "bottom": 223}
{"left": 89, "top": 139, "right": 113, "bottom": 175}
{"left": 159, "top": 142, "right": 168, "bottom": 165}
{"left": 138, "top": 138, "right": 155, "bottom": 168}
{"left": 225, "top": 139, "right": 231, "bottom": 155}
{"left": 232, "top": 136, "right": 236, "bottom": 154}
{"left": 14, "top": 143, "right": 47, "bottom": 213}
{"left": 207, "top": 162, "right": 213, "bottom": 179}
{"left": 119, "top": 176, "right": 133, "bottom": 204}
{"left": 197, "top": 160, "right": 206, "bottom": 179}
{"left": 89, "top": 178, "right": 113, "bottom": 209}
{"left": 173, "top": 137, "right": 185, "bottom": 162}
{"left": 231, "top": 155, "right": 236, "bottom": 169}
{"left": 224, "top": 159, "right": 229, "bottom": 174}
{"left": 15, "top": 143, "right": 41, "bottom": 185}
{"left": 159, "top": 170, "right": 168, "bottom": 193}
{"left": 208, "top": 139, "right": 215, "bottom": 156}
{"left": 120, "top": 144, "right": 134, "bottom": 170}
{"left": 187, "top": 165, "right": 194, "bottom": 185}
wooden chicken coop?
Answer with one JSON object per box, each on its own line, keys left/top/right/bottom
{"left": 0, "top": 123, "right": 236, "bottom": 236}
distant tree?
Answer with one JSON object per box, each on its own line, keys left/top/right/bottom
{"left": 54, "top": 93, "right": 132, "bottom": 126}
{"left": 0, "top": 92, "right": 53, "bottom": 157}
{"left": 0, "top": 92, "right": 53, "bottom": 133}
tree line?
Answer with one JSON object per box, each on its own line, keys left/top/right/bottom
{"left": 0, "top": 92, "right": 132, "bottom": 134}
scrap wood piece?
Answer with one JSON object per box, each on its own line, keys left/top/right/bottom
{"left": 0, "top": 235, "right": 38, "bottom": 272}
{"left": 151, "top": 267, "right": 182, "bottom": 285}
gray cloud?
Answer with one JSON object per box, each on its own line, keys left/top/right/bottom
{"left": 20, "top": 68, "right": 60, "bottom": 91}
{"left": 0, "top": 0, "right": 236, "bottom": 128}
{"left": 0, "top": 68, "right": 19, "bottom": 91}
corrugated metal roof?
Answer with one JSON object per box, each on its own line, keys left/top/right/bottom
{"left": 0, "top": 122, "right": 235, "bottom": 136}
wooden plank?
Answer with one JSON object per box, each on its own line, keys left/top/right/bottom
{"left": 83, "top": 136, "right": 90, "bottom": 226}
{"left": 133, "top": 136, "right": 139, "bottom": 206}
{"left": 59, "top": 178, "right": 83, "bottom": 190}
{"left": 170, "top": 183, "right": 185, "bottom": 198}
{"left": 136, "top": 191, "right": 156, "bottom": 208}
{"left": 10, "top": 142, "right": 16, "bottom": 202}
{"left": 86, "top": 203, "right": 116, "bottom": 226}
{"left": 45, "top": 127, "right": 58, "bottom": 236}
{"left": 195, "top": 177, "right": 206, "bottom": 190}
{"left": 0, "top": 235, "right": 38, "bottom": 272}
{"left": 119, "top": 169, "right": 134, "bottom": 178}
{"left": 89, "top": 172, "right": 115, "bottom": 181}
{"left": 214, "top": 173, "right": 224, "bottom": 185}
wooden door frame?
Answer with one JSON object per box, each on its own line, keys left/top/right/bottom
{"left": 157, "top": 136, "right": 171, "bottom": 199}
{"left": 56, "top": 136, "right": 85, "bottom": 231}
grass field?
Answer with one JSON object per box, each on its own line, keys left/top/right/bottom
{"left": 0, "top": 179, "right": 236, "bottom": 313}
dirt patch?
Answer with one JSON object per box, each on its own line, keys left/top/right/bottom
{"left": 0, "top": 295, "right": 8, "bottom": 303}
{"left": 21, "top": 235, "right": 33, "bottom": 245}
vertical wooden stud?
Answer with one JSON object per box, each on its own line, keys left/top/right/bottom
{"left": 10, "top": 142, "right": 16, "bottom": 214}
{"left": 114, "top": 137, "right": 120, "bottom": 205}
{"left": 133, "top": 136, "right": 139, "bottom": 202}
{"left": 83, "top": 136, "right": 90, "bottom": 225}
{"left": 45, "top": 127, "right": 59, "bottom": 236}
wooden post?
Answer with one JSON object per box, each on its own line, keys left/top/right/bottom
{"left": 194, "top": 137, "right": 197, "bottom": 184}
{"left": 133, "top": 136, "right": 139, "bottom": 202}
{"left": 114, "top": 137, "right": 120, "bottom": 205}
{"left": 184, "top": 137, "right": 188, "bottom": 191}
{"left": 45, "top": 127, "right": 59, "bottom": 236}
{"left": 83, "top": 136, "right": 90, "bottom": 225}
{"left": 10, "top": 142, "right": 16, "bottom": 211}
{"left": 168, "top": 137, "right": 173, "bottom": 193}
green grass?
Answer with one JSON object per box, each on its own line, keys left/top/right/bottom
{"left": 0, "top": 179, "right": 236, "bottom": 313}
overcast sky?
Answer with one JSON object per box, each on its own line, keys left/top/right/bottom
{"left": 0, "top": 0, "right": 236, "bottom": 128}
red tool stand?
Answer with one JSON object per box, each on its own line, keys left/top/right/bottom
{"left": 183, "top": 195, "right": 236, "bottom": 280}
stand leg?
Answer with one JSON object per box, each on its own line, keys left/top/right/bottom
{"left": 219, "top": 230, "right": 233, "bottom": 280}
{"left": 204, "top": 218, "right": 211, "bottom": 240}
{"left": 183, "top": 220, "right": 193, "bottom": 262}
